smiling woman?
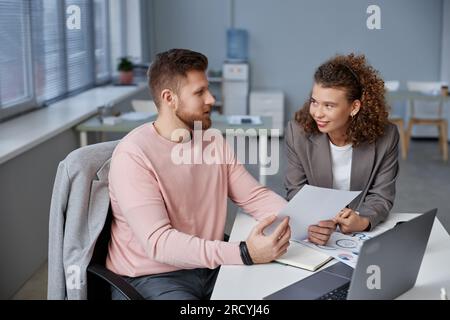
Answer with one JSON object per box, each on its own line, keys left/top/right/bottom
{"left": 295, "top": 53, "right": 389, "bottom": 147}
{"left": 285, "top": 53, "right": 399, "bottom": 246}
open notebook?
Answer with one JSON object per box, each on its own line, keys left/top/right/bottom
{"left": 275, "top": 241, "right": 333, "bottom": 271}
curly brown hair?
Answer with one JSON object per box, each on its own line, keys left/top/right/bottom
{"left": 295, "top": 53, "right": 389, "bottom": 146}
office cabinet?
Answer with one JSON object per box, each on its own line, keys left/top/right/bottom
{"left": 250, "top": 91, "right": 285, "bottom": 136}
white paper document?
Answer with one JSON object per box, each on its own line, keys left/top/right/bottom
{"left": 301, "top": 224, "right": 391, "bottom": 268}
{"left": 266, "top": 185, "right": 361, "bottom": 242}
{"left": 120, "top": 112, "right": 154, "bottom": 121}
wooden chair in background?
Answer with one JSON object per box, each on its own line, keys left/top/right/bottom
{"left": 385, "top": 81, "right": 407, "bottom": 160}
{"left": 405, "top": 81, "right": 448, "bottom": 162}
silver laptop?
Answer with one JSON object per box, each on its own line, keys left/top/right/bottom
{"left": 264, "top": 209, "right": 437, "bottom": 300}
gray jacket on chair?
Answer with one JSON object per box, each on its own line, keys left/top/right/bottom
{"left": 47, "top": 140, "right": 119, "bottom": 300}
{"left": 284, "top": 120, "right": 399, "bottom": 230}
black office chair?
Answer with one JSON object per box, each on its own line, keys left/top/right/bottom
{"left": 86, "top": 205, "right": 231, "bottom": 300}
{"left": 86, "top": 206, "right": 144, "bottom": 300}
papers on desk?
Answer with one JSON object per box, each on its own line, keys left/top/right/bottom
{"left": 264, "top": 185, "right": 362, "bottom": 268}
{"left": 101, "top": 112, "right": 154, "bottom": 125}
{"left": 227, "top": 115, "right": 262, "bottom": 125}
{"left": 301, "top": 223, "right": 391, "bottom": 268}
{"left": 102, "top": 116, "right": 122, "bottom": 126}
{"left": 275, "top": 241, "right": 333, "bottom": 271}
{"left": 120, "top": 112, "right": 154, "bottom": 121}
{"left": 266, "top": 185, "right": 361, "bottom": 242}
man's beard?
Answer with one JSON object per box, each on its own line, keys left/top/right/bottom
{"left": 175, "top": 106, "right": 212, "bottom": 130}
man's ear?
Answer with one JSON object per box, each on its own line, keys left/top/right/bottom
{"left": 161, "top": 89, "right": 176, "bottom": 108}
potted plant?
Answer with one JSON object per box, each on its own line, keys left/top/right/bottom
{"left": 117, "top": 57, "right": 134, "bottom": 85}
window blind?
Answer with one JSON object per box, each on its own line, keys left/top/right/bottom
{"left": 94, "top": 0, "right": 111, "bottom": 83}
{"left": 0, "top": 0, "right": 112, "bottom": 120}
{"left": 0, "top": 0, "right": 34, "bottom": 113}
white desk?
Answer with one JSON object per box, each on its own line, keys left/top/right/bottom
{"left": 76, "top": 114, "right": 276, "bottom": 185}
{"left": 211, "top": 211, "right": 450, "bottom": 300}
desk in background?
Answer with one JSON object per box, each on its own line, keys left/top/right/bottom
{"left": 76, "top": 114, "right": 275, "bottom": 185}
{"left": 211, "top": 210, "right": 450, "bottom": 300}
{"left": 387, "top": 90, "right": 450, "bottom": 140}
{"left": 76, "top": 113, "right": 158, "bottom": 147}
{"left": 388, "top": 90, "right": 450, "bottom": 103}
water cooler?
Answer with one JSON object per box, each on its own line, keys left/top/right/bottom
{"left": 222, "top": 63, "right": 249, "bottom": 115}
{"left": 222, "top": 29, "right": 249, "bottom": 115}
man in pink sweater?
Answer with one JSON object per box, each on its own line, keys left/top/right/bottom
{"left": 107, "top": 49, "right": 290, "bottom": 300}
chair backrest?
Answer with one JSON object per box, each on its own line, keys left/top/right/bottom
{"left": 406, "top": 81, "right": 443, "bottom": 94}
{"left": 85, "top": 206, "right": 145, "bottom": 301}
{"left": 131, "top": 99, "right": 158, "bottom": 114}
{"left": 385, "top": 81, "right": 403, "bottom": 119}
{"left": 406, "top": 81, "right": 444, "bottom": 118}
{"left": 48, "top": 140, "right": 119, "bottom": 300}
{"left": 86, "top": 205, "right": 114, "bottom": 299}
{"left": 385, "top": 80, "right": 400, "bottom": 92}
{"left": 86, "top": 203, "right": 144, "bottom": 300}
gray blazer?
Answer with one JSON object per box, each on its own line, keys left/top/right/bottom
{"left": 284, "top": 120, "right": 399, "bottom": 229}
{"left": 47, "top": 140, "right": 119, "bottom": 300}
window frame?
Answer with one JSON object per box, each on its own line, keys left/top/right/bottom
{"left": 94, "top": 0, "right": 112, "bottom": 84}
{"left": 0, "top": 0, "right": 36, "bottom": 120}
{"left": 0, "top": 0, "right": 113, "bottom": 122}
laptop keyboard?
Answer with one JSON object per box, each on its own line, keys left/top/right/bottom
{"left": 316, "top": 283, "right": 350, "bottom": 300}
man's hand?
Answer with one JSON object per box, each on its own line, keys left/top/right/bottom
{"left": 335, "top": 208, "right": 370, "bottom": 234}
{"left": 307, "top": 220, "right": 337, "bottom": 245}
{"left": 245, "top": 215, "right": 291, "bottom": 264}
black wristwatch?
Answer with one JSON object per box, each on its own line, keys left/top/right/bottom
{"left": 239, "top": 241, "right": 254, "bottom": 265}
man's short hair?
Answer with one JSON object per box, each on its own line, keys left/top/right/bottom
{"left": 148, "top": 49, "right": 208, "bottom": 108}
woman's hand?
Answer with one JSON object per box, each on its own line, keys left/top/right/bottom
{"left": 335, "top": 208, "right": 370, "bottom": 233}
{"left": 307, "top": 220, "right": 337, "bottom": 245}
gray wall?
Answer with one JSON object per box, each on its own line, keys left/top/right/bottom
{"left": 0, "top": 130, "right": 78, "bottom": 299}
{"left": 149, "top": 0, "right": 229, "bottom": 71}
{"left": 147, "top": 0, "right": 443, "bottom": 120}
